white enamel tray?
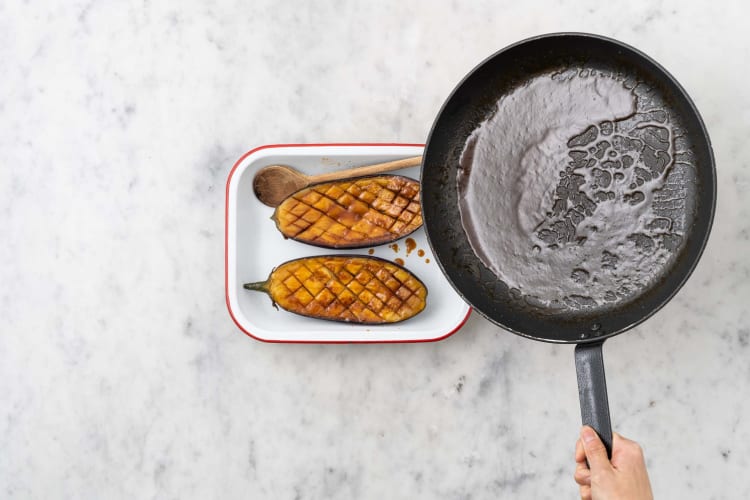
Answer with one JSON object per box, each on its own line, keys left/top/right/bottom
{"left": 225, "top": 143, "right": 471, "bottom": 343}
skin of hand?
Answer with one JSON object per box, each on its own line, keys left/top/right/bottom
{"left": 573, "top": 426, "right": 654, "bottom": 500}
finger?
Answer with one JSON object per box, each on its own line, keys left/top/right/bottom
{"left": 613, "top": 432, "right": 643, "bottom": 453}
{"left": 575, "top": 438, "right": 587, "bottom": 464}
{"left": 610, "top": 431, "right": 627, "bottom": 465}
{"left": 579, "top": 484, "right": 592, "bottom": 500}
{"left": 611, "top": 431, "right": 644, "bottom": 467}
{"left": 612, "top": 431, "right": 632, "bottom": 447}
{"left": 574, "top": 462, "right": 591, "bottom": 486}
{"left": 581, "top": 426, "right": 612, "bottom": 472}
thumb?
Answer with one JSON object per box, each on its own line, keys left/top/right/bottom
{"left": 581, "top": 426, "right": 611, "bottom": 471}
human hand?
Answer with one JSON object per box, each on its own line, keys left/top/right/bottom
{"left": 573, "top": 426, "right": 653, "bottom": 500}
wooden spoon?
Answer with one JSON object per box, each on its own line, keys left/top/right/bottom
{"left": 253, "top": 155, "right": 422, "bottom": 207}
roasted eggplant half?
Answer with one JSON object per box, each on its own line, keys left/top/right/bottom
{"left": 271, "top": 175, "right": 422, "bottom": 249}
{"left": 244, "top": 255, "right": 428, "bottom": 324}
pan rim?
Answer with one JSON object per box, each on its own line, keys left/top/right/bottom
{"left": 421, "top": 32, "right": 717, "bottom": 344}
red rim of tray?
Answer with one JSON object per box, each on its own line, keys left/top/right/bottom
{"left": 225, "top": 143, "right": 473, "bottom": 343}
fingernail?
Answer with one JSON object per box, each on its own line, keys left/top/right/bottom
{"left": 582, "top": 427, "right": 596, "bottom": 443}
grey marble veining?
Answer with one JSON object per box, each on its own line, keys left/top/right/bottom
{"left": 1, "top": 0, "right": 748, "bottom": 498}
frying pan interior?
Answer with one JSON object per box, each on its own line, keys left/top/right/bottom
{"left": 421, "top": 34, "right": 715, "bottom": 344}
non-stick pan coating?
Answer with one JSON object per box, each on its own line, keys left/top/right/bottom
{"left": 421, "top": 33, "right": 715, "bottom": 343}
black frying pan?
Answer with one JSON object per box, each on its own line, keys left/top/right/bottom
{"left": 421, "top": 33, "right": 715, "bottom": 455}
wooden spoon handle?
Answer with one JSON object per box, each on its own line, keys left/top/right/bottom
{"left": 308, "top": 156, "right": 422, "bottom": 184}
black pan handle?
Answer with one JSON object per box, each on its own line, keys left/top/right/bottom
{"left": 574, "top": 340, "right": 612, "bottom": 458}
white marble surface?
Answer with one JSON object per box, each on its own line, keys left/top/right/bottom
{"left": 1, "top": 1, "right": 748, "bottom": 498}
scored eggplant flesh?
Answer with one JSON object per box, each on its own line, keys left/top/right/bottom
{"left": 272, "top": 175, "right": 422, "bottom": 249}
{"left": 244, "top": 255, "right": 427, "bottom": 324}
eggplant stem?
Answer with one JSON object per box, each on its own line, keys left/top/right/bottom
{"left": 243, "top": 281, "right": 269, "bottom": 293}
